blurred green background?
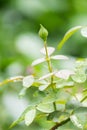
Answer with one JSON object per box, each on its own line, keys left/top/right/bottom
{"left": 0, "top": 0, "right": 87, "bottom": 130}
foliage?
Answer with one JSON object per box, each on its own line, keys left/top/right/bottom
{"left": 1, "top": 25, "right": 87, "bottom": 130}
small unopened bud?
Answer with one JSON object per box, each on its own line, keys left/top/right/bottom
{"left": 39, "top": 24, "right": 48, "bottom": 41}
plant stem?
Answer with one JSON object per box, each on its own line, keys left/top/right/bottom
{"left": 44, "top": 41, "right": 54, "bottom": 84}
{"left": 0, "top": 76, "right": 23, "bottom": 87}
{"left": 80, "top": 95, "right": 87, "bottom": 103}
{"left": 50, "top": 118, "right": 70, "bottom": 130}
{"left": 44, "top": 41, "right": 53, "bottom": 72}
{"left": 44, "top": 41, "right": 56, "bottom": 110}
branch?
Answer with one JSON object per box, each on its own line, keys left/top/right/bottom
{"left": 50, "top": 118, "right": 70, "bottom": 130}
{"left": 0, "top": 76, "right": 23, "bottom": 87}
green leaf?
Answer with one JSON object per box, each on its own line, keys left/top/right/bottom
{"left": 58, "top": 26, "right": 82, "bottom": 50}
{"left": 40, "top": 47, "right": 55, "bottom": 56}
{"left": 39, "top": 72, "right": 55, "bottom": 80}
{"left": 73, "top": 107, "right": 87, "bottom": 129}
{"left": 36, "top": 103, "right": 54, "bottom": 113}
{"left": 71, "top": 72, "right": 86, "bottom": 83}
{"left": 47, "top": 111, "right": 69, "bottom": 123}
{"left": 70, "top": 115, "right": 83, "bottom": 129}
{"left": 66, "top": 99, "right": 82, "bottom": 111}
{"left": 32, "top": 58, "right": 46, "bottom": 66}
{"left": 39, "top": 84, "right": 49, "bottom": 91}
{"left": 25, "top": 108, "right": 36, "bottom": 126}
{"left": 19, "top": 87, "right": 27, "bottom": 98}
{"left": 23, "top": 75, "right": 34, "bottom": 88}
{"left": 71, "top": 60, "right": 87, "bottom": 83}
{"left": 74, "top": 107, "right": 87, "bottom": 113}
{"left": 51, "top": 55, "right": 69, "bottom": 60}
{"left": 42, "top": 92, "right": 57, "bottom": 104}
{"left": 74, "top": 60, "right": 87, "bottom": 73}
{"left": 10, "top": 106, "right": 34, "bottom": 128}
{"left": 26, "top": 88, "right": 46, "bottom": 106}
{"left": 55, "top": 69, "right": 74, "bottom": 80}
{"left": 47, "top": 111, "right": 58, "bottom": 121}
{"left": 56, "top": 79, "right": 74, "bottom": 88}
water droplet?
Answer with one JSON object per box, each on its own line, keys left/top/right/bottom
{"left": 81, "top": 27, "right": 87, "bottom": 37}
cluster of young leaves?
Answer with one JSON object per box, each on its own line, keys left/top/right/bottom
{"left": 1, "top": 25, "right": 87, "bottom": 130}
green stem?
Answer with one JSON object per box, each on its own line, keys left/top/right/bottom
{"left": 80, "top": 95, "right": 87, "bottom": 103}
{"left": 44, "top": 41, "right": 56, "bottom": 110}
{"left": 44, "top": 41, "right": 54, "bottom": 84}
{"left": 44, "top": 41, "right": 53, "bottom": 73}
{"left": 0, "top": 76, "right": 23, "bottom": 87}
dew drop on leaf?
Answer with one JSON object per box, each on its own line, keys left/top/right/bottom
{"left": 81, "top": 27, "right": 87, "bottom": 37}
